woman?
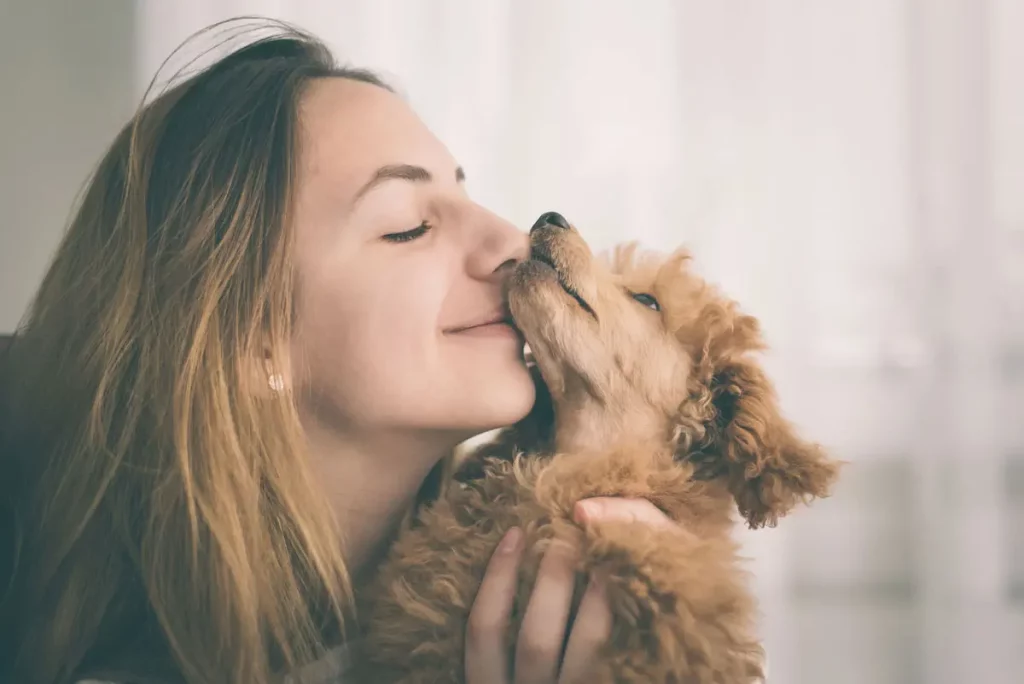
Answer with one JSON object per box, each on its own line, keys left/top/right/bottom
{"left": 0, "top": 20, "right": 678, "bottom": 684}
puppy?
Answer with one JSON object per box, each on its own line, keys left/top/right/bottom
{"left": 352, "top": 212, "right": 840, "bottom": 683}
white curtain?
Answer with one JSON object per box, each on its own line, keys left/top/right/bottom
{"left": 137, "top": 2, "right": 1024, "bottom": 682}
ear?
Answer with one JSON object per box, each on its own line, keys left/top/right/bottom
{"left": 680, "top": 313, "right": 840, "bottom": 529}
{"left": 706, "top": 359, "right": 840, "bottom": 528}
{"left": 452, "top": 363, "right": 555, "bottom": 483}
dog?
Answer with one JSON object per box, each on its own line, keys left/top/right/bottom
{"left": 352, "top": 212, "right": 841, "bottom": 683}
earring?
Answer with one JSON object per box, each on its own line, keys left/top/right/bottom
{"left": 268, "top": 374, "right": 285, "bottom": 392}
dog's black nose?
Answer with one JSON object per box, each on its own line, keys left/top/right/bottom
{"left": 531, "top": 211, "right": 571, "bottom": 233}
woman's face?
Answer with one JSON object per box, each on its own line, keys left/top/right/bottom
{"left": 288, "top": 77, "right": 534, "bottom": 441}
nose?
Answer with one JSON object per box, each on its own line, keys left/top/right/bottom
{"left": 467, "top": 209, "right": 530, "bottom": 280}
{"left": 530, "top": 211, "right": 571, "bottom": 234}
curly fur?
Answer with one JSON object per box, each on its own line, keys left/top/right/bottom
{"left": 352, "top": 224, "right": 840, "bottom": 683}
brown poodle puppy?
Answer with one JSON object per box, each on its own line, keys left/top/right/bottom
{"left": 352, "top": 213, "right": 840, "bottom": 683}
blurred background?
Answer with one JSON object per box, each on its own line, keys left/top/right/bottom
{"left": 1, "top": 1, "right": 1021, "bottom": 682}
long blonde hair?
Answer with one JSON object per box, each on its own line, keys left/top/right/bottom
{"left": 0, "top": 20, "right": 389, "bottom": 684}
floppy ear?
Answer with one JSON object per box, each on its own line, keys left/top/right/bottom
{"left": 452, "top": 363, "right": 555, "bottom": 483}
{"left": 680, "top": 311, "right": 840, "bottom": 529}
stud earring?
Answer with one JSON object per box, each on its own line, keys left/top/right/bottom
{"left": 268, "top": 374, "right": 285, "bottom": 392}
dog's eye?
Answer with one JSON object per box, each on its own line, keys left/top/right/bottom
{"left": 631, "top": 292, "right": 660, "bottom": 311}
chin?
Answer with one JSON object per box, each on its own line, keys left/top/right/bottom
{"left": 459, "top": 362, "right": 536, "bottom": 433}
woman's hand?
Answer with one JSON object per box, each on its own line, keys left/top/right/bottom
{"left": 464, "top": 497, "right": 676, "bottom": 684}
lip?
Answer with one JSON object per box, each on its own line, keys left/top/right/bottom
{"left": 450, "top": 320, "right": 522, "bottom": 339}
{"left": 445, "top": 310, "right": 520, "bottom": 336}
{"left": 530, "top": 255, "right": 597, "bottom": 320}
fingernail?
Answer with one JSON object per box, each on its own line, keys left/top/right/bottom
{"left": 498, "top": 527, "right": 523, "bottom": 554}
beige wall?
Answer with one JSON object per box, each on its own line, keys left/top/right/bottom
{"left": 0, "top": 0, "right": 136, "bottom": 331}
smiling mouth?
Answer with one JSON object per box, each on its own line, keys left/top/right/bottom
{"left": 531, "top": 254, "right": 597, "bottom": 320}
{"left": 448, "top": 317, "right": 519, "bottom": 334}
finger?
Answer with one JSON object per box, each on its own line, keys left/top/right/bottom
{"left": 514, "top": 537, "right": 579, "bottom": 684}
{"left": 573, "top": 497, "right": 676, "bottom": 530}
{"left": 466, "top": 527, "right": 525, "bottom": 684}
{"left": 557, "top": 574, "right": 613, "bottom": 684}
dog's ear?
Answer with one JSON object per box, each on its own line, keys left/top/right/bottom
{"left": 679, "top": 310, "right": 840, "bottom": 529}
{"left": 452, "top": 363, "right": 555, "bottom": 483}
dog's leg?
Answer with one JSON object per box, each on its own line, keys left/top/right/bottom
{"left": 577, "top": 519, "right": 765, "bottom": 684}
{"left": 522, "top": 448, "right": 764, "bottom": 683}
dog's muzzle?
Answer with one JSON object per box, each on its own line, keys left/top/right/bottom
{"left": 527, "top": 212, "right": 597, "bottom": 320}
{"left": 531, "top": 211, "right": 572, "bottom": 233}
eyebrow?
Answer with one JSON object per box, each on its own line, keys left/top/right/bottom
{"left": 352, "top": 164, "right": 466, "bottom": 203}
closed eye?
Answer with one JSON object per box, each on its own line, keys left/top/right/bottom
{"left": 630, "top": 292, "right": 660, "bottom": 311}
{"left": 382, "top": 221, "right": 432, "bottom": 243}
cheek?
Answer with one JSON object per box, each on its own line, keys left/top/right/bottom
{"left": 607, "top": 312, "right": 671, "bottom": 367}
{"left": 290, "top": 264, "right": 448, "bottom": 400}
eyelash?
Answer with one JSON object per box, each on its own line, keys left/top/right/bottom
{"left": 382, "top": 221, "right": 432, "bottom": 243}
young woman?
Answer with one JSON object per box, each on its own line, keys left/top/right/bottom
{"left": 0, "top": 21, "right": 678, "bottom": 684}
